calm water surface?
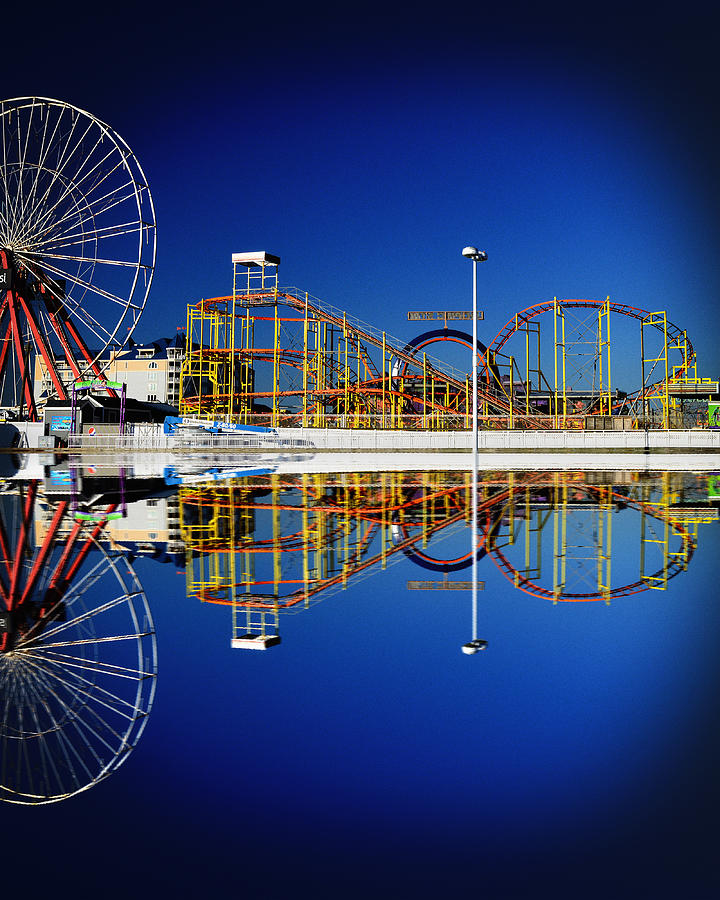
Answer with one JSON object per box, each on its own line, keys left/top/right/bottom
{"left": 1, "top": 454, "right": 719, "bottom": 899}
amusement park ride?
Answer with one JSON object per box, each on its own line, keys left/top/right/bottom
{"left": 178, "top": 254, "right": 719, "bottom": 432}
{"left": 1, "top": 97, "right": 719, "bottom": 803}
{"left": 0, "top": 477, "right": 157, "bottom": 804}
{"left": 0, "top": 97, "right": 155, "bottom": 421}
{"left": 0, "top": 96, "right": 716, "bottom": 431}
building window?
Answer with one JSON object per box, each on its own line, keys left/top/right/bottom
{"left": 149, "top": 361, "right": 158, "bottom": 369}
{"left": 147, "top": 394, "right": 157, "bottom": 402}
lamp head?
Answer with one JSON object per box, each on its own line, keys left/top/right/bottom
{"left": 462, "top": 639, "right": 489, "bottom": 655}
{"left": 462, "top": 247, "right": 487, "bottom": 262}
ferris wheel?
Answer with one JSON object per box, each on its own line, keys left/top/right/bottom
{"left": 0, "top": 485, "right": 157, "bottom": 804}
{"left": 0, "top": 97, "right": 156, "bottom": 417}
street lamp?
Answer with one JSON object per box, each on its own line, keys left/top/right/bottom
{"left": 461, "top": 246, "right": 488, "bottom": 655}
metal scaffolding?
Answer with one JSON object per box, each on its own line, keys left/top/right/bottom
{"left": 180, "top": 256, "right": 715, "bottom": 431}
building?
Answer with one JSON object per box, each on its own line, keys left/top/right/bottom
{"left": 34, "top": 333, "right": 186, "bottom": 408}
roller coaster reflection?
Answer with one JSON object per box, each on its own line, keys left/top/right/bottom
{"left": 179, "top": 469, "right": 717, "bottom": 648}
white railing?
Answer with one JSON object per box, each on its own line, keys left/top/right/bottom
{"left": 65, "top": 427, "right": 720, "bottom": 453}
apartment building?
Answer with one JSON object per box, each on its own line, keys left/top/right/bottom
{"left": 34, "top": 333, "right": 186, "bottom": 407}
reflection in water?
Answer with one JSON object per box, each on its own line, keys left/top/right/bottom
{"left": 0, "top": 478, "right": 157, "bottom": 805}
{"left": 1, "top": 455, "right": 717, "bottom": 803}
{"left": 178, "top": 468, "right": 716, "bottom": 647}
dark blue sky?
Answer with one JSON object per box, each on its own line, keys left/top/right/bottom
{"left": 4, "top": 3, "right": 719, "bottom": 388}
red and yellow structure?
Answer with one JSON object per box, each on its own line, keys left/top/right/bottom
{"left": 177, "top": 469, "right": 716, "bottom": 648}
{"left": 179, "top": 253, "right": 717, "bottom": 431}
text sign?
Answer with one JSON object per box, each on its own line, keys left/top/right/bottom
{"left": 0, "top": 268, "right": 11, "bottom": 290}
{"left": 407, "top": 581, "right": 485, "bottom": 590}
{"left": 50, "top": 415, "right": 72, "bottom": 431}
{"left": 408, "top": 310, "right": 484, "bottom": 321}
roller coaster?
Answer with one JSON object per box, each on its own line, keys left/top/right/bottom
{"left": 179, "top": 254, "right": 718, "bottom": 431}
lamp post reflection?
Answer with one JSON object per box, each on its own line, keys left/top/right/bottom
{"left": 461, "top": 246, "right": 489, "bottom": 655}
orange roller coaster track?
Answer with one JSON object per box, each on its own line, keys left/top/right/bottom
{"left": 486, "top": 298, "right": 698, "bottom": 422}
{"left": 181, "top": 273, "right": 706, "bottom": 431}
{"left": 180, "top": 288, "right": 514, "bottom": 428}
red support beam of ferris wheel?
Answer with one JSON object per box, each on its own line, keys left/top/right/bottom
{"left": 7, "top": 482, "right": 38, "bottom": 610}
{"left": 20, "top": 500, "right": 69, "bottom": 607}
{"left": 0, "top": 508, "right": 12, "bottom": 584}
{"left": 0, "top": 518, "right": 9, "bottom": 603}
{"left": 37, "top": 282, "right": 118, "bottom": 400}
{"left": 59, "top": 505, "right": 117, "bottom": 585}
{"left": 47, "top": 517, "right": 85, "bottom": 591}
{"left": 14, "top": 290, "right": 68, "bottom": 400}
{"left": 0, "top": 311, "right": 12, "bottom": 383}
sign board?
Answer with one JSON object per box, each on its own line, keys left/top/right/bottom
{"left": 50, "top": 414, "right": 72, "bottom": 431}
{"left": 75, "top": 380, "right": 122, "bottom": 390}
{"left": 0, "top": 267, "right": 12, "bottom": 290}
{"left": 407, "top": 581, "right": 484, "bottom": 590}
{"left": 408, "top": 310, "right": 484, "bottom": 322}
{"left": 709, "top": 404, "right": 720, "bottom": 427}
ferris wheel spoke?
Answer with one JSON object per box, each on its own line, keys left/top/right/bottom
{"left": 16, "top": 679, "right": 67, "bottom": 797}
{"left": 19, "top": 590, "right": 139, "bottom": 648}
{"left": 1, "top": 667, "right": 19, "bottom": 734}
{"left": 0, "top": 103, "right": 9, "bottom": 229}
{"left": 37, "top": 219, "right": 148, "bottom": 253}
{"left": 24, "top": 655, "right": 140, "bottom": 721}
{"left": 28, "top": 648, "right": 151, "bottom": 683}
{"left": 21, "top": 658, "right": 114, "bottom": 772}
{"left": 29, "top": 141, "right": 126, "bottom": 241}
{"left": 16, "top": 252, "right": 139, "bottom": 312}
{"left": 13, "top": 101, "right": 46, "bottom": 234}
{"left": 15, "top": 654, "right": 87, "bottom": 723}
{"left": 7, "top": 101, "right": 35, "bottom": 234}
{"left": 66, "top": 695, "right": 125, "bottom": 759}
{"left": 43, "top": 659, "right": 147, "bottom": 716}
{"left": 30, "top": 633, "right": 146, "bottom": 650}
{"left": 55, "top": 715, "right": 100, "bottom": 786}
{"left": 24, "top": 117, "right": 108, "bottom": 237}
{"left": 21, "top": 107, "right": 65, "bottom": 225}
{"left": 29, "top": 174, "right": 139, "bottom": 250}
{"left": 0, "top": 171, "right": 14, "bottom": 237}
{"left": 34, "top": 251, "right": 147, "bottom": 270}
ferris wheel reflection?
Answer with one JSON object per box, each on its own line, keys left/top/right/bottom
{"left": 0, "top": 480, "right": 157, "bottom": 805}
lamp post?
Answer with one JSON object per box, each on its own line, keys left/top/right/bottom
{"left": 461, "top": 246, "right": 488, "bottom": 655}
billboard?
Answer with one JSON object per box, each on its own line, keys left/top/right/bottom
{"left": 408, "top": 310, "right": 484, "bottom": 321}
{"left": 50, "top": 414, "right": 72, "bottom": 431}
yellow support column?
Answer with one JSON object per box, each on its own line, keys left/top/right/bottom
{"left": 553, "top": 297, "right": 567, "bottom": 428}
{"left": 598, "top": 298, "right": 612, "bottom": 415}
{"left": 303, "top": 293, "right": 309, "bottom": 427}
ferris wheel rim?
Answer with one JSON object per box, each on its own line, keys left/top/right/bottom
{"left": 0, "top": 537, "right": 157, "bottom": 805}
{"left": 0, "top": 96, "right": 156, "bottom": 403}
